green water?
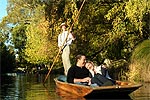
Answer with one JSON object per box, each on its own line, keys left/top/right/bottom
{"left": 1, "top": 73, "right": 150, "bottom": 100}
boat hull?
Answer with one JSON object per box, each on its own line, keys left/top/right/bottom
{"left": 54, "top": 76, "right": 142, "bottom": 98}
{"left": 55, "top": 78, "right": 92, "bottom": 97}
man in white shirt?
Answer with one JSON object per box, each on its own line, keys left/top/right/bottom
{"left": 58, "top": 22, "right": 75, "bottom": 75}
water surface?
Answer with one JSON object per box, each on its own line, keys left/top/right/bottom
{"left": 1, "top": 73, "right": 150, "bottom": 100}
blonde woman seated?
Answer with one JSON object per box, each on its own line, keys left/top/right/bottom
{"left": 85, "top": 61, "right": 116, "bottom": 86}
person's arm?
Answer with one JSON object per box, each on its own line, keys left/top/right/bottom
{"left": 105, "top": 71, "right": 112, "bottom": 79}
{"left": 69, "top": 29, "right": 75, "bottom": 40}
{"left": 68, "top": 32, "right": 75, "bottom": 41}
{"left": 74, "top": 77, "right": 91, "bottom": 83}
{"left": 67, "top": 67, "right": 91, "bottom": 83}
{"left": 70, "top": 32, "right": 76, "bottom": 40}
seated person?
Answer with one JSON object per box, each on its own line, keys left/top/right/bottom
{"left": 85, "top": 61, "right": 116, "bottom": 86}
{"left": 95, "top": 63, "right": 112, "bottom": 80}
{"left": 67, "top": 54, "right": 91, "bottom": 85}
{"left": 95, "top": 59, "right": 116, "bottom": 84}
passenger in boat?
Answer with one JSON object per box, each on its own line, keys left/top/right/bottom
{"left": 85, "top": 61, "right": 116, "bottom": 86}
{"left": 95, "top": 59, "right": 112, "bottom": 80}
{"left": 58, "top": 22, "right": 75, "bottom": 76}
{"left": 67, "top": 54, "right": 91, "bottom": 85}
{"left": 95, "top": 63, "right": 112, "bottom": 80}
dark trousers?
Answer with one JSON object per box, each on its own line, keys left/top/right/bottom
{"left": 91, "top": 74, "right": 115, "bottom": 86}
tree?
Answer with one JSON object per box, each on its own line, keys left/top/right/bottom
{"left": 0, "top": 0, "right": 58, "bottom": 67}
{"left": 104, "top": 0, "right": 150, "bottom": 80}
{"left": 0, "top": 42, "right": 16, "bottom": 73}
{"left": 105, "top": 0, "right": 150, "bottom": 59}
{"left": 128, "top": 40, "right": 150, "bottom": 82}
{"left": 24, "top": 17, "right": 57, "bottom": 64}
{"left": 0, "top": 0, "right": 149, "bottom": 77}
{"left": 0, "top": 17, "right": 16, "bottom": 73}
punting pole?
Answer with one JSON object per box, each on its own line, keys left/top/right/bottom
{"left": 43, "top": 0, "right": 86, "bottom": 84}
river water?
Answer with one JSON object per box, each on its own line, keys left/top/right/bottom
{"left": 0, "top": 73, "right": 150, "bottom": 100}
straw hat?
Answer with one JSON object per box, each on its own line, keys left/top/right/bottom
{"left": 60, "top": 22, "right": 67, "bottom": 28}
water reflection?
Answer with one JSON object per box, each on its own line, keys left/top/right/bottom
{"left": 1, "top": 73, "right": 26, "bottom": 100}
{"left": 56, "top": 88, "right": 131, "bottom": 100}
{"left": 1, "top": 73, "right": 150, "bottom": 100}
{"left": 56, "top": 88, "right": 132, "bottom": 100}
{"left": 130, "top": 82, "right": 150, "bottom": 100}
{"left": 1, "top": 73, "right": 59, "bottom": 100}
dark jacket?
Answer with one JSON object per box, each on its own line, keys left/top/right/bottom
{"left": 67, "top": 66, "right": 90, "bottom": 83}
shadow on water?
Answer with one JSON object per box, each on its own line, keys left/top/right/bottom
{"left": 85, "top": 94, "right": 131, "bottom": 99}
{"left": 56, "top": 88, "right": 131, "bottom": 100}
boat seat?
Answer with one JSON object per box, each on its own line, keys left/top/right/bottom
{"left": 57, "top": 75, "right": 67, "bottom": 82}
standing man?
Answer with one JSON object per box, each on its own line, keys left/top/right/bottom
{"left": 58, "top": 22, "right": 75, "bottom": 75}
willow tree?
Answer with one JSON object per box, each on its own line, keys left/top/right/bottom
{"left": 20, "top": 2, "right": 59, "bottom": 66}
{"left": 0, "top": 0, "right": 59, "bottom": 67}
{"left": 0, "top": 28, "right": 16, "bottom": 73}
{"left": 105, "top": 0, "right": 150, "bottom": 58}
{"left": 104, "top": 0, "right": 150, "bottom": 80}
{"left": 69, "top": 0, "right": 113, "bottom": 63}
{"left": 24, "top": 16, "right": 56, "bottom": 65}
{"left": 0, "top": 0, "right": 84, "bottom": 68}
{"left": 128, "top": 40, "right": 150, "bottom": 82}
{"left": 69, "top": 0, "right": 149, "bottom": 80}
{"left": 1, "top": 0, "right": 149, "bottom": 73}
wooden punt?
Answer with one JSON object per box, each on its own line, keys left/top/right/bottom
{"left": 54, "top": 76, "right": 142, "bottom": 98}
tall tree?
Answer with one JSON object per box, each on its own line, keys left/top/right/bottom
{"left": 105, "top": 0, "right": 150, "bottom": 59}
{"left": 0, "top": 42, "right": 16, "bottom": 73}
{"left": 128, "top": 40, "right": 150, "bottom": 82}
{"left": 0, "top": 0, "right": 149, "bottom": 76}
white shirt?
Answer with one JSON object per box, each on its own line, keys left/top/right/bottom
{"left": 95, "top": 65, "right": 112, "bottom": 79}
{"left": 58, "top": 31, "right": 74, "bottom": 47}
{"left": 89, "top": 69, "right": 95, "bottom": 77}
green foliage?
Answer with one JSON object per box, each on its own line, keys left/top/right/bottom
{"left": 128, "top": 40, "right": 150, "bottom": 82}
{"left": 0, "top": 42, "right": 16, "bottom": 73}
{"left": 73, "top": 1, "right": 112, "bottom": 62}
{"left": 11, "top": 24, "right": 27, "bottom": 50}
{"left": 0, "top": 28, "right": 9, "bottom": 44}
{"left": 125, "top": 0, "right": 149, "bottom": 34}
{"left": 105, "top": 0, "right": 150, "bottom": 40}
{"left": 24, "top": 18, "right": 57, "bottom": 64}
{"left": 131, "top": 40, "right": 150, "bottom": 67}
{"left": 0, "top": 0, "right": 149, "bottom": 74}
